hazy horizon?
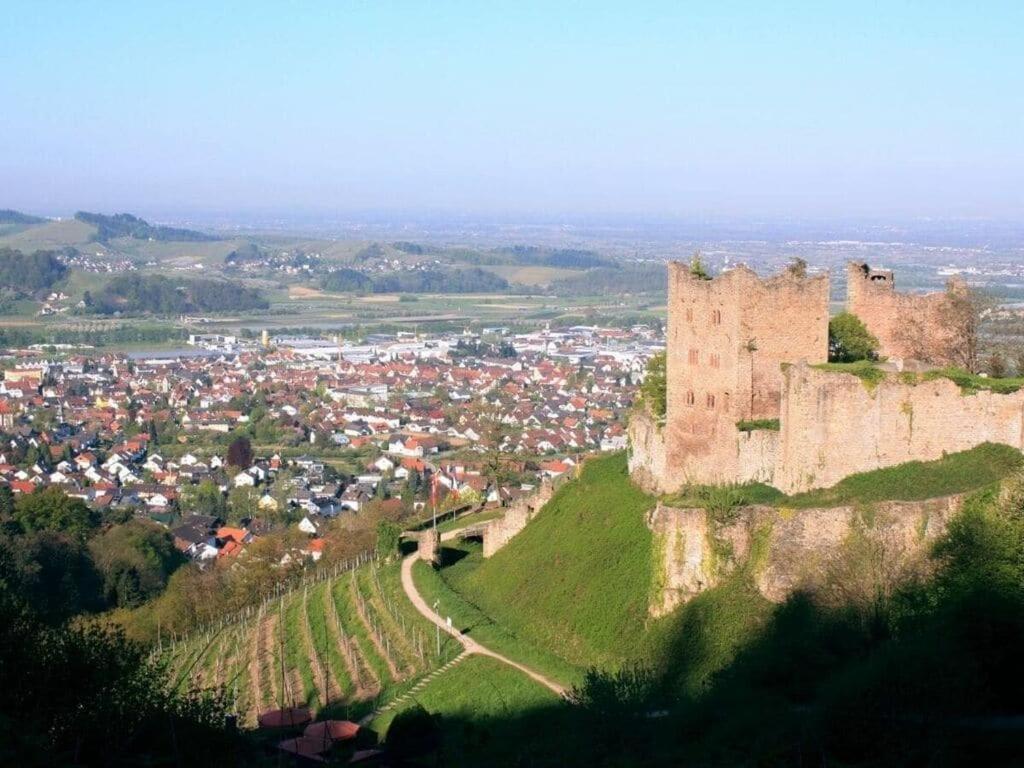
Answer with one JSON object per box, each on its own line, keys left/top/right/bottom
{"left": 3, "top": 2, "right": 1022, "bottom": 220}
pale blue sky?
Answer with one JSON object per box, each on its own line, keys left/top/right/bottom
{"left": 2, "top": 1, "right": 1021, "bottom": 219}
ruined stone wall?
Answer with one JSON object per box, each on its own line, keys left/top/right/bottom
{"left": 741, "top": 270, "right": 830, "bottom": 418}
{"left": 627, "top": 407, "right": 667, "bottom": 494}
{"left": 846, "top": 261, "right": 958, "bottom": 364}
{"left": 660, "top": 263, "right": 828, "bottom": 491}
{"left": 482, "top": 479, "right": 558, "bottom": 557}
{"left": 647, "top": 494, "right": 964, "bottom": 615}
{"left": 736, "top": 429, "right": 779, "bottom": 484}
{"left": 417, "top": 528, "right": 440, "bottom": 564}
{"left": 775, "top": 363, "right": 1024, "bottom": 493}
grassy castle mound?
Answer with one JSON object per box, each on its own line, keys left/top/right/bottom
{"left": 404, "top": 446, "right": 1024, "bottom": 765}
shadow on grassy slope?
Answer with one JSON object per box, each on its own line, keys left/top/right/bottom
{"left": 389, "top": 486, "right": 1024, "bottom": 767}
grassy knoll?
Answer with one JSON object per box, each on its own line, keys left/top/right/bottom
{"left": 369, "top": 655, "right": 560, "bottom": 743}
{"left": 811, "top": 360, "right": 886, "bottom": 387}
{"left": 813, "top": 361, "right": 1024, "bottom": 396}
{"left": 642, "top": 573, "right": 772, "bottom": 697}
{"left": 411, "top": 555, "right": 582, "bottom": 686}
{"left": 667, "top": 443, "right": 1023, "bottom": 512}
{"left": 920, "top": 366, "right": 1024, "bottom": 394}
{"left": 787, "top": 442, "right": 1023, "bottom": 508}
{"left": 437, "top": 453, "right": 658, "bottom": 671}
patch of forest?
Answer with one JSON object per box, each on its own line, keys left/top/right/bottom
{"left": 0, "top": 247, "right": 69, "bottom": 293}
{"left": 75, "top": 211, "right": 218, "bottom": 243}
{"left": 0, "top": 208, "right": 47, "bottom": 225}
{"left": 322, "top": 266, "right": 509, "bottom": 294}
{"left": 88, "top": 273, "right": 268, "bottom": 314}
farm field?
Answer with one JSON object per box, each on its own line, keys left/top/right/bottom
{"left": 163, "top": 556, "right": 462, "bottom": 727}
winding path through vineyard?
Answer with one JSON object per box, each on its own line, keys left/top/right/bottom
{"left": 398, "top": 530, "right": 567, "bottom": 698}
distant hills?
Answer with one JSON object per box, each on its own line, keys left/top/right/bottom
{"left": 74, "top": 211, "right": 217, "bottom": 243}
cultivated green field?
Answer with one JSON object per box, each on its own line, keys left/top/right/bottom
{"left": 368, "top": 655, "right": 558, "bottom": 736}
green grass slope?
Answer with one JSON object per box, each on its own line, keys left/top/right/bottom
{"left": 370, "top": 655, "right": 558, "bottom": 736}
{"left": 788, "top": 442, "right": 1023, "bottom": 508}
{"left": 666, "top": 442, "right": 1024, "bottom": 511}
{"left": 451, "top": 453, "right": 657, "bottom": 670}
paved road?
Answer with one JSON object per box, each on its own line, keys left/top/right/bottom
{"left": 399, "top": 548, "right": 567, "bottom": 698}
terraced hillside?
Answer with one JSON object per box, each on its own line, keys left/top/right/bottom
{"left": 162, "top": 556, "right": 463, "bottom": 726}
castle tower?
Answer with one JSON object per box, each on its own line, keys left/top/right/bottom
{"left": 845, "top": 261, "right": 959, "bottom": 364}
{"left": 661, "top": 263, "right": 829, "bottom": 488}
{"left": 846, "top": 261, "right": 901, "bottom": 358}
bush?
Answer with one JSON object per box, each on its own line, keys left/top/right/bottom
{"left": 828, "top": 311, "right": 879, "bottom": 362}
{"left": 640, "top": 352, "right": 667, "bottom": 418}
{"left": 386, "top": 705, "right": 441, "bottom": 760}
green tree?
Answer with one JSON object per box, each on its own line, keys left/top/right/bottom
{"left": 640, "top": 352, "right": 667, "bottom": 418}
{"left": 13, "top": 486, "right": 100, "bottom": 540}
{"left": 786, "top": 257, "right": 808, "bottom": 278}
{"left": 0, "top": 529, "right": 103, "bottom": 622}
{"left": 375, "top": 519, "right": 402, "bottom": 561}
{"left": 227, "top": 485, "right": 259, "bottom": 523}
{"left": 828, "top": 312, "right": 880, "bottom": 363}
{"left": 689, "top": 251, "right": 711, "bottom": 280}
{"left": 0, "top": 485, "right": 15, "bottom": 521}
{"left": 180, "top": 480, "right": 226, "bottom": 518}
{"left": 88, "top": 520, "right": 186, "bottom": 608}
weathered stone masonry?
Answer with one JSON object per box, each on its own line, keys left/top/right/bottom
{"left": 776, "top": 362, "right": 1024, "bottom": 493}
{"left": 647, "top": 494, "right": 964, "bottom": 615}
{"left": 653, "top": 263, "right": 828, "bottom": 492}
{"left": 846, "top": 261, "right": 962, "bottom": 365}
{"left": 630, "top": 259, "right": 1023, "bottom": 495}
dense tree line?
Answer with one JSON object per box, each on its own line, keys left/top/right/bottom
{"left": 496, "top": 245, "right": 616, "bottom": 269}
{"left": 550, "top": 264, "right": 666, "bottom": 295}
{"left": 75, "top": 211, "right": 217, "bottom": 242}
{"left": 89, "top": 274, "right": 268, "bottom": 315}
{"left": 0, "top": 323, "right": 187, "bottom": 348}
{"left": 0, "top": 247, "right": 68, "bottom": 293}
{"left": 0, "top": 583, "right": 236, "bottom": 765}
{"left": 320, "top": 267, "right": 375, "bottom": 292}
{"left": 450, "top": 338, "right": 517, "bottom": 359}
{"left": 391, "top": 241, "right": 435, "bottom": 255}
{"left": 0, "top": 208, "right": 46, "bottom": 225}
{"left": 374, "top": 267, "right": 508, "bottom": 293}
{"left": 222, "top": 241, "right": 265, "bottom": 263}
{"left": 0, "top": 486, "right": 186, "bottom": 621}
{"left": 0, "top": 486, "right": 237, "bottom": 765}
{"left": 440, "top": 244, "right": 616, "bottom": 269}
{"left": 322, "top": 266, "right": 509, "bottom": 294}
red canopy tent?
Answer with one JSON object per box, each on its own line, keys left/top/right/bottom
{"left": 258, "top": 706, "right": 312, "bottom": 729}
{"left": 303, "top": 720, "right": 360, "bottom": 743}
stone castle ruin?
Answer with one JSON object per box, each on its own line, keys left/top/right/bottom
{"left": 630, "top": 260, "right": 1024, "bottom": 495}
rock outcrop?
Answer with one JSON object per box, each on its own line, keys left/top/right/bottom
{"left": 647, "top": 494, "right": 964, "bottom": 616}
